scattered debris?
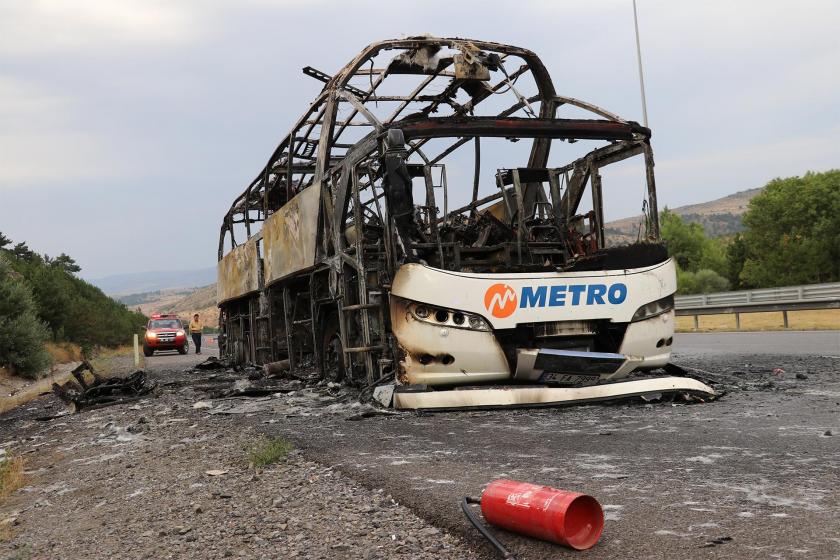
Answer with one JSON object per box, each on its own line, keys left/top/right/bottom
{"left": 346, "top": 409, "right": 400, "bottom": 421}
{"left": 372, "top": 384, "right": 396, "bottom": 408}
{"left": 193, "top": 357, "right": 226, "bottom": 370}
{"left": 52, "top": 365, "right": 156, "bottom": 412}
{"left": 701, "top": 536, "right": 733, "bottom": 548}
{"left": 263, "top": 360, "right": 291, "bottom": 378}
{"left": 202, "top": 378, "right": 301, "bottom": 399}
{"left": 205, "top": 470, "right": 228, "bottom": 477}
{"left": 98, "top": 422, "right": 142, "bottom": 443}
{"left": 35, "top": 410, "right": 71, "bottom": 422}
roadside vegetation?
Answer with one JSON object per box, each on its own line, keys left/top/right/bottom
{"left": 0, "top": 234, "right": 147, "bottom": 379}
{"left": 249, "top": 436, "right": 293, "bottom": 468}
{"left": 0, "top": 454, "right": 25, "bottom": 502}
{"left": 662, "top": 169, "right": 840, "bottom": 294}
{"left": 0, "top": 453, "right": 25, "bottom": 542}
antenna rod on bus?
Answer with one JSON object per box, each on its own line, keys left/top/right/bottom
{"left": 632, "top": 0, "right": 649, "bottom": 127}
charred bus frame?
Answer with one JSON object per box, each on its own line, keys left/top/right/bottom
{"left": 216, "top": 37, "right": 673, "bottom": 393}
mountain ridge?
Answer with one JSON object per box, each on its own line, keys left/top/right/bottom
{"left": 89, "top": 266, "right": 216, "bottom": 296}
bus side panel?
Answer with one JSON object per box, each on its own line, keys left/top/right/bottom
{"left": 217, "top": 237, "right": 261, "bottom": 304}
{"left": 263, "top": 185, "right": 321, "bottom": 285}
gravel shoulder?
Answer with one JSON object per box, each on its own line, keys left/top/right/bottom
{"left": 0, "top": 354, "right": 478, "bottom": 560}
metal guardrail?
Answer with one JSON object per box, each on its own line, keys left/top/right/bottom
{"left": 674, "top": 282, "right": 840, "bottom": 329}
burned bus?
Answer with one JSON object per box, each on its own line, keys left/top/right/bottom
{"left": 216, "top": 37, "right": 714, "bottom": 409}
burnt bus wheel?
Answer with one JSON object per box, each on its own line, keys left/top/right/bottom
{"left": 233, "top": 340, "right": 245, "bottom": 364}
{"left": 319, "top": 314, "right": 345, "bottom": 383}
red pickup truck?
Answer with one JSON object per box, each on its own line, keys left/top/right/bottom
{"left": 143, "top": 313, "right": 189, "bottom": 356}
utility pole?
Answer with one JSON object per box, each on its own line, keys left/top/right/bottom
{"left": 632, "top": 0, "right": 649, "bottom": 127}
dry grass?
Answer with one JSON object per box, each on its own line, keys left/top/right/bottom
{"left": 94, "top": 344, "right": 135, "bottom": 358}
{"left": 676, "top": 309, "right": 840, "bottom": 332}
{"left": 44, "top": 342, "right": 83, "bottom": 364}
{"left": 0, "top": 455, "right": 25, "bottom": 542}
{"left": 90, "top": 344, "right": 143, "bottom": 374}
{"left": 0, "top": 370, "right": 72, "bottom": 414}
{"left": 0, "top": 455, "right": 25, "bottom": 501}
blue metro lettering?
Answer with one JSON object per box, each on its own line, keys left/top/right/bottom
{"left": 549, "top": 285, "right": 566, "bottom": 306}
{"left": 586, "top": 284, "right": 607, "bottom": 305}
{"left": 519, "top": 286, "right": 547, "bottom": 308}
{"left": 607, "top": 283, "right": 627, "bottom": 304}
{"left": 516, "top": 282, "right": 629, "bottom": 309}
{"left": 568, "top": 285, "right": 586, "bottom": 306}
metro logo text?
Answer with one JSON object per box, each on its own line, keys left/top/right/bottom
{"left": 483, "top": 282, "right": 628, "bottom": 318}
{"left": 519, "top": 283, "right": 627, "bottom": 308}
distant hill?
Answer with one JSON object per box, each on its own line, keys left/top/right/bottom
{"left": 605, "top": 187, "right": 762, "bottom": 242}
{"left": 160, "top": 284, "right": 219, "bottom": 326}
{"left": 89, "top": 266, "right": 216, "bottom": 296}
{"left": 118, "top": 284, "right": 219, "bottom": 327}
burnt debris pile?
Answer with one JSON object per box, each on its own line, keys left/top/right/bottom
{"left": 52, "top": 361, "right": 156, "bottom": 412}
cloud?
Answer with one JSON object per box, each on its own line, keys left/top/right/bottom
{"left": 1, "top": 0, "right": 839, "bottom": 276}
{"left": 0, "top": 0, "right": 203, "bottom": 55}
{"left": 655, "top": 127, "right": 840, "bottom": 205}
{"left": 658, "top": 130, "right": 840, "bottom": 178}
{"left": 0, "top": 78, "right": 119, "bottom": 186}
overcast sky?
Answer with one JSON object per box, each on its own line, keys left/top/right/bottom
{"left": 1, "top": 0, "right": 838, "bottom": 279}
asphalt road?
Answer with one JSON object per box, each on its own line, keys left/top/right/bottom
{"left": 674, "top": 331, "right": 840, "bottom": 357}
{"left": 274, "top": 352, "right": 840, "bottom": 559}
{"left": 5, "top": 337, "right": 837, "bottom": 559}
{"left": 140, "top": 335, "right": 840, "bottom": 558}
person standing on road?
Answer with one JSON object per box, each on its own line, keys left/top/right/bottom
{"left": 189, "top": 313, "right": 203, "bottom": 355}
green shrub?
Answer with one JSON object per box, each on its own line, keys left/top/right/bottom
{"left": 677, "top": 267, "right": 730, "bottom": 295}
{"left": 248, "top": 436, "right": 293, "bottom": 468}
{"left": 0, "top": 258, "right": 51, "bottom": 378}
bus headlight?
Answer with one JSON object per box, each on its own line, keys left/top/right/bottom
{"left": 410, "top": 302, "right": 489, "bottom": 331}
{"left": 632, "top": 295, "right": 674, "bottom": 322}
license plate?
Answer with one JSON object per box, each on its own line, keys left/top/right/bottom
{"left": 538, "top": 372, "right": 600, "bottom": 386}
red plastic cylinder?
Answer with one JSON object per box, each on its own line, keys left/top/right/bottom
{"left": 480, "top": 479, "right": 604, "bottom": 550}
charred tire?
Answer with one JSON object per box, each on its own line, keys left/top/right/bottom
{"left": 143, "top": 346, "right": 154, "bottom": 357}
{"left": 177, "top": 345, "right": 188, "bottom": 355}
{"left": 233, "top": 340, "right": 245, "bottom": 364}
{"left": 319, "top": 313, "right": 345, "bottom": 383}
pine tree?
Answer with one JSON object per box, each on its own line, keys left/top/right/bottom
{"left": 0, "top": 257, "right": 52, "bottom": 378}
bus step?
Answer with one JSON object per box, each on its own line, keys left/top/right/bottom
{"left": 344, "top": 345, "right": 385, "bottom": 353}
{"left": 342, "top": 303, "right": 379, "bottom": 311}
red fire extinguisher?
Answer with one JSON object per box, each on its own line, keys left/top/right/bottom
{"left": 462, "top": 479, "right": 604, "bottom": 559}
